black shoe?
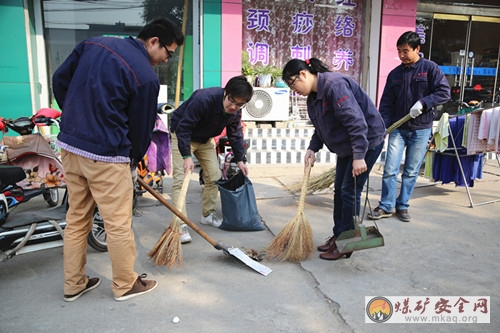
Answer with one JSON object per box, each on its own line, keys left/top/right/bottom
{"left": 367, "top": 207, "right": 392, "bottom": 220}
{"left": 395, "top": 209, "right": 411, "bottom": 222}
{"left": 64, "top": 277, "right": 101, "bottom": 302}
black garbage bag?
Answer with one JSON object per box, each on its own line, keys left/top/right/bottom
{"left": 216, "top": 172, "right": 264, "bottom": 231}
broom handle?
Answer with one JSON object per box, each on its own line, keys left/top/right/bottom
{"left": 297, "top": 160, "right": 312, "bottom": 211}
{"left": 174, "top": 175, "right": 191, "bottom": 213}
{"left": 138, "top": 177, "right": 218, "bottom": 248}
{"left": 386, "top": 114, "right": 412, "bottom": 134}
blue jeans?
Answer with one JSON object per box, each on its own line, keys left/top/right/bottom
{"left": 332, "top": 141, "right": 384, "bottom": 238}
{"left": 378, "top": 128, "right": 432, "bottom": 212}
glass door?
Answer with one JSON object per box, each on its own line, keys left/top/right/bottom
{"left": 420, "top": 14, "right": 500, "bottom": 115}
{"left": 467, "top": 16, "right": 500, "bottom": 105}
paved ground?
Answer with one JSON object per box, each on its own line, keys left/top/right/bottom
{"left": 0, "top": 160, "right": 499, "bottom": 332}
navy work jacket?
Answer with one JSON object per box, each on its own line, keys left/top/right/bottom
{"left": 170, "top": 88, "right": 245, "bottom": 162}
{"left": 307, "top": 72, "right": 385, "bottom": 159}
{"left": 379, "top": 56, "right": 451, "bottom": 130}
{"left": 53, "top": 36, "right": 159, "bottom": 163}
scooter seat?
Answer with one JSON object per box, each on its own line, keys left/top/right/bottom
{"left": 1, "top": 204, "right": 67, "bottom": 229}
{"left": 0, "top": 165, "right": 26, "bottom": 187}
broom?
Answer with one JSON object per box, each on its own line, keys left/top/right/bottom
{"left": 265, "top": 159, "right": 314, "bottom": 262}
{"left": 289, "top": 114, "right": 413, "bottom": 194}
{"left": 148, "top": 175, "right": 191, "bottom": 267}
{"left": 289, "top": 165, "right": 336, "bottom": 194}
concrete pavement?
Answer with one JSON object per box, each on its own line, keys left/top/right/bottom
{"left": 0, "top": 160, "right": 499, "bottom": 332}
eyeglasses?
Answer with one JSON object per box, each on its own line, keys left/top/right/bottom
{"left": 162, "top": 44, "right": 174, "bottom": 60}
{"left": 287, "top": 76, "right": 299, "bottom": 89}
{"left": 227, "top": 95, "right": 247, "bottom": 108}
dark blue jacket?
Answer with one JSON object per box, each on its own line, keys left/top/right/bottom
{"left": 53, "top": 36, "right": 159, "bottom": 163}
{"left": 379, "top": 56, "right": 451, "bottom": 130}
{"left": 307, "top": 72, "right": 385, "bottom": 159}
{"left": 170, "top": 88, "right": 245, "bottom": 161}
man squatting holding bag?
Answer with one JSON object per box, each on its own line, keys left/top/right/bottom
{"left": 169, "top": 75, "right": 253, "bottom": 242}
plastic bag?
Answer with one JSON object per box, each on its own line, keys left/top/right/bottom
{"left": 216, "top": 172, "right": 264, "bottom": 231}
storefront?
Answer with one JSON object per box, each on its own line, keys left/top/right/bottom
{"left": 417, "top": 0, "right": 500, "bottom": 115}
{"left": 1, "top": 0, "right": 500, "bottom": 120}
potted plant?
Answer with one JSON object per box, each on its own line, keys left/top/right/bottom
{"left": 271, "top": 66, "right": 287, "bottom": 88}
{"left": 241, "top": 51, "right": 255, "bottom": 84}
{"left": 255, "top": 65, "right": 278, "bottom": 87}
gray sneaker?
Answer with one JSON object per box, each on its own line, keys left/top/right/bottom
{"left": 396, "top": 209, "right": 411, "bottom": 222}
{"left": 200, "top": 212, "right": 222, "bottom": 228}
{"left": 64, "top": 276, "right": 101, "bottom": 302}
{"left": 180, "top": 223, "right": 192, "bottom": 243}
{"left": 114, "top": 274, "right": 158, "bottom": 302}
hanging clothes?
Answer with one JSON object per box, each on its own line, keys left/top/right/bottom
{"left": 434, "top": 112, "right": 449, "bottom": 152}
{"left": 145, "top": 114, "right": 171, "bottom": 174}
{"left": 487, "top": 107, "right": 500, "bottom": 151}
{"left": 424, "top": 113, "right": 450, "bottom": 181}
{"left": 432, "top": 115, "right": 484, "bottom": 187}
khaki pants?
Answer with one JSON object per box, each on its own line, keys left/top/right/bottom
{"left": 171, "top": 133, "right": 220, "bottom": 217}
{"left": 61, "top": 150, "right": 137, "bottom": 298}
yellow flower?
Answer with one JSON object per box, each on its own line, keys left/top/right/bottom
{"left": 41, "top": 173, "right": 61, "bottom": 187}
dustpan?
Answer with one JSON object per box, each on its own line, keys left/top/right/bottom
{"left": 334, "top": 175, "right": 384, "bottom": 253}
{"left": 335, "top": 216, "right": 384, "bottom": 253}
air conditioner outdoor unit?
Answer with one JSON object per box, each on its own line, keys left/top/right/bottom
{"left": 242, "top": 87, "right": 290, "bottom": 121}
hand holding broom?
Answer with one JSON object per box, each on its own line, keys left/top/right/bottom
{"left": 265, "top": 158, "right": 314, "bottom": 262}
{"left": 385, "top": 114, "right": 412, "bottom": 134}
{"left": 148, "top": 174, "right": 191, "bottom": 267}
{"left": 289, "top": 114, "right": 413, "bottom": 194}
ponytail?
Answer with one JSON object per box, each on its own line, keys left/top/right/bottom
{"left": 282, "top": 58, "right": 330, "bottom": 81}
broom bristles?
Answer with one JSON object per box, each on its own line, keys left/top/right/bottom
{"left": 266, "top": 161, "right": 314, "bottom": 262}
{"left": 148, "top": 220, "right": 183, "bottom": 268}
{"left": 265, "top": 212, "right": 314, "bottom": 262}
{"left": 289, "top": 166, "right": 336, "bottom": 194}
{"left": 148, "top": 175, "right": 190, "bottom": 267}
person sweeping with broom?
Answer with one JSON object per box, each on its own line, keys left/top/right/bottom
{"left": 282, "top": 58, "right": 385, "bottom": 260}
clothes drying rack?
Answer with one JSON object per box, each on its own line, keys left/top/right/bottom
{"left": 429, "top": 108, "right": 500, "bottom": 207}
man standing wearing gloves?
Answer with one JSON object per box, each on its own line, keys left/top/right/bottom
{"left": 368, "top": 31, "right": 450, "bottom": 222}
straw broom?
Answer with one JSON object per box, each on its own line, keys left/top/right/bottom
{"left": 266, "top": 160, "right": 314, "bottom": 262}
{"left": 289, "top": 114, "right": 413, "bottom": 194}
{"left": 289, "top": 165, "right": 336, "bottom": 194}
{"left": 148, "top": 175, "right": 190, "bottom": 267}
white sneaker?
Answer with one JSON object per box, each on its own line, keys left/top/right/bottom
{"left": 180, "top": 224, "right": 192, "bottom": 243}
{"left": 200, "top": 212, "right": 222, "bottom": 228}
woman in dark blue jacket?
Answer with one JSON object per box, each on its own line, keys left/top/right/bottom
{"left": 282, "top": 58, "right": 385, "bottom": 260}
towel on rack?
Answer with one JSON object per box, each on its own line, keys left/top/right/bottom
{"left": 434, "top": 113, "right": 449, "bottom": 152}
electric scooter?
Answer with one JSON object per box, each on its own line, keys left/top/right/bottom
{"left": 0, "top": 108, "right": 107, "bottom": 261}
{"left": 0, "top": 108, "right": 62, "bottom": 209}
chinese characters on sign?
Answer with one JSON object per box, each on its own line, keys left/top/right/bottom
{"left": 242, "top": 0, "right": 363, "bottom": 80}
{"left": 416, "top": 24, "right": 426, "bottom": 44}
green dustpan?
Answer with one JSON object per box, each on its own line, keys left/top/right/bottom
{"left": 335, "top": 216, "right": 384, "bottom": 253}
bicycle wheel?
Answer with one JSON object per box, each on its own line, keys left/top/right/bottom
{"left": 87, "top": 207, "right": 108, "bottom": 252}
{"left": 43, "top": 188, "right": 59, "bottom": 207}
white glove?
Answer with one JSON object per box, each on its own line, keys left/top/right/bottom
{"left": 409, "top": 101, "right": 423, "bottom": 118}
